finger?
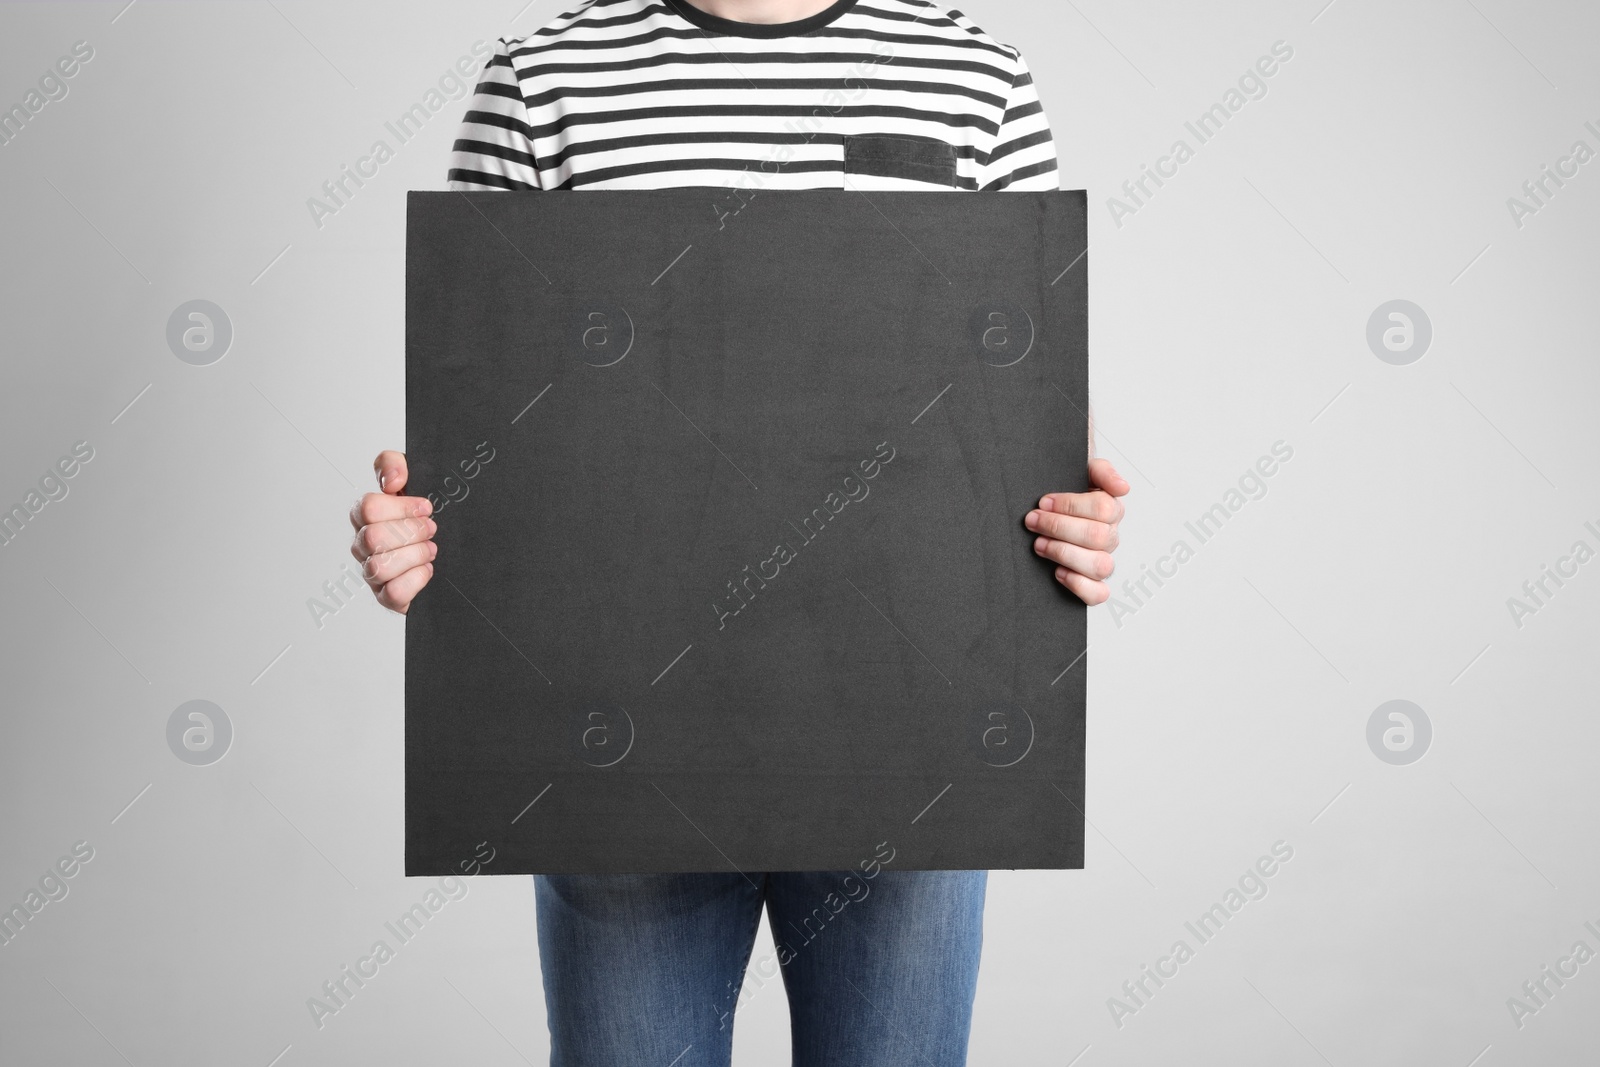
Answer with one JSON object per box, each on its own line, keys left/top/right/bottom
{"left": 349, "top": 491, "right": 432, "bottom": 531}
{"left": 1055, "top": 566, "right": 1110, "bottom": 606}
{"left": 1025, "top": 508, "right": 1118, "bottom": 551}
{"left": 1038, "top": 489, "right": 1124, "bottom": 525}
{"left": 362, "top": 539, "right": 437, "bottom": 587}
{"left": 376, "top": 562, "right": 433, "bottom": 614}
{"left": 352, "top": 516, "right": 436, "bottom": 561}
{"left": 1033, "top": 536, "right": 1115, "bottom": 580}
{"left": 1088, "top": 458, "right": 1130, "bottom": 497}
{"left": 373, "top": 450, "right": 409, "bottom": 495}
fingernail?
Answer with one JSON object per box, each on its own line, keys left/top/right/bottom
{"left": 1025, "top": 511, "right": 1040, "bottom": 530}
{"left": 1038, "top": 495, "right": 1053, "bottom": 511}
{"left": 1033, "top": 537, "right": 1047, "bottom": 554}
{"left": 379, "top": 470, "right": 389, "bottom": 490}
{"left": 413, "top": 499, "right": 428, "bottom": 517}
{"left": 429, "top": 541, "right": 438, "bottom": 560}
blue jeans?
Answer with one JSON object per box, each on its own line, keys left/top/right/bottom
{"left": 534, "top": 869, "right": 987, "bottom": 1066}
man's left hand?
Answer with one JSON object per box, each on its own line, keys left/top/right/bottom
{"left": 1025, "top": 458, "right": 1130, "bottom": 606}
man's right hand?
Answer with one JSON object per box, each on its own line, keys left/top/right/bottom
{"left": 350, "top": 450, "right": 436, "bottom": 614}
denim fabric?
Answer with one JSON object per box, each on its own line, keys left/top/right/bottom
{"left": 534, "top": 869, "right": 987, "bottom": 1066}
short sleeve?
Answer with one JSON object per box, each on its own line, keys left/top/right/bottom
{"left": 447, "top": 37, "right": 542, "bottom": 191}
{"left": 978, "top": 48, "right": 1059, "bottom": 191}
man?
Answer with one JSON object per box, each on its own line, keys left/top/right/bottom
{"left": 351, "top": 1, "right": 1127, "bottom": 1063}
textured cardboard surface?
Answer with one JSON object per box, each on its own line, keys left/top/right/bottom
{"left": 405, "top": 189, "right": 1088, "bottom": 875}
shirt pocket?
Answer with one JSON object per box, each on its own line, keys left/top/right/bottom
{"left": 842, "top": 134, "right": 959, "bottom": 189}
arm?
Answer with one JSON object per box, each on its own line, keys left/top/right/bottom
{"left": 446, "top": 37, "right": 542, "bottom": 191}
{"left": 986, "top": 45, "right": 1129, "bottom": 604}
{"left": 354, "top": 38, "right": 535, "bottom": 613}
{"left": 977, "top": 48, "right": 1059, "bottom": 191}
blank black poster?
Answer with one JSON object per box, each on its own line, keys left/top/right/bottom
{"left": 405, "top": 188, "right": 1088, "bottom": 876}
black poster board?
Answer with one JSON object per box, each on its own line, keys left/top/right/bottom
{"left": 405, "top": 189, "right": 1088, "bottom": 875}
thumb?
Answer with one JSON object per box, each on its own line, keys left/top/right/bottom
{"left": 1088, "top": 457, "right": 1130, "bottom": 497}
{"left": 374, "top": 450, "right": 409, "bottom": 495}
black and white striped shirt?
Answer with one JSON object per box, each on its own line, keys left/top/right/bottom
{"left": 446, "top": 0, "right": 1057, "bottom": 193}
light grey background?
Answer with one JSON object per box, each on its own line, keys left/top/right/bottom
{"left": 2, "top": 0, "right": 1596, "bottom": 1064}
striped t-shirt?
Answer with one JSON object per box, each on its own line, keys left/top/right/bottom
{"left": 446, "top": 0, "right": 1057, "bottom": 193}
